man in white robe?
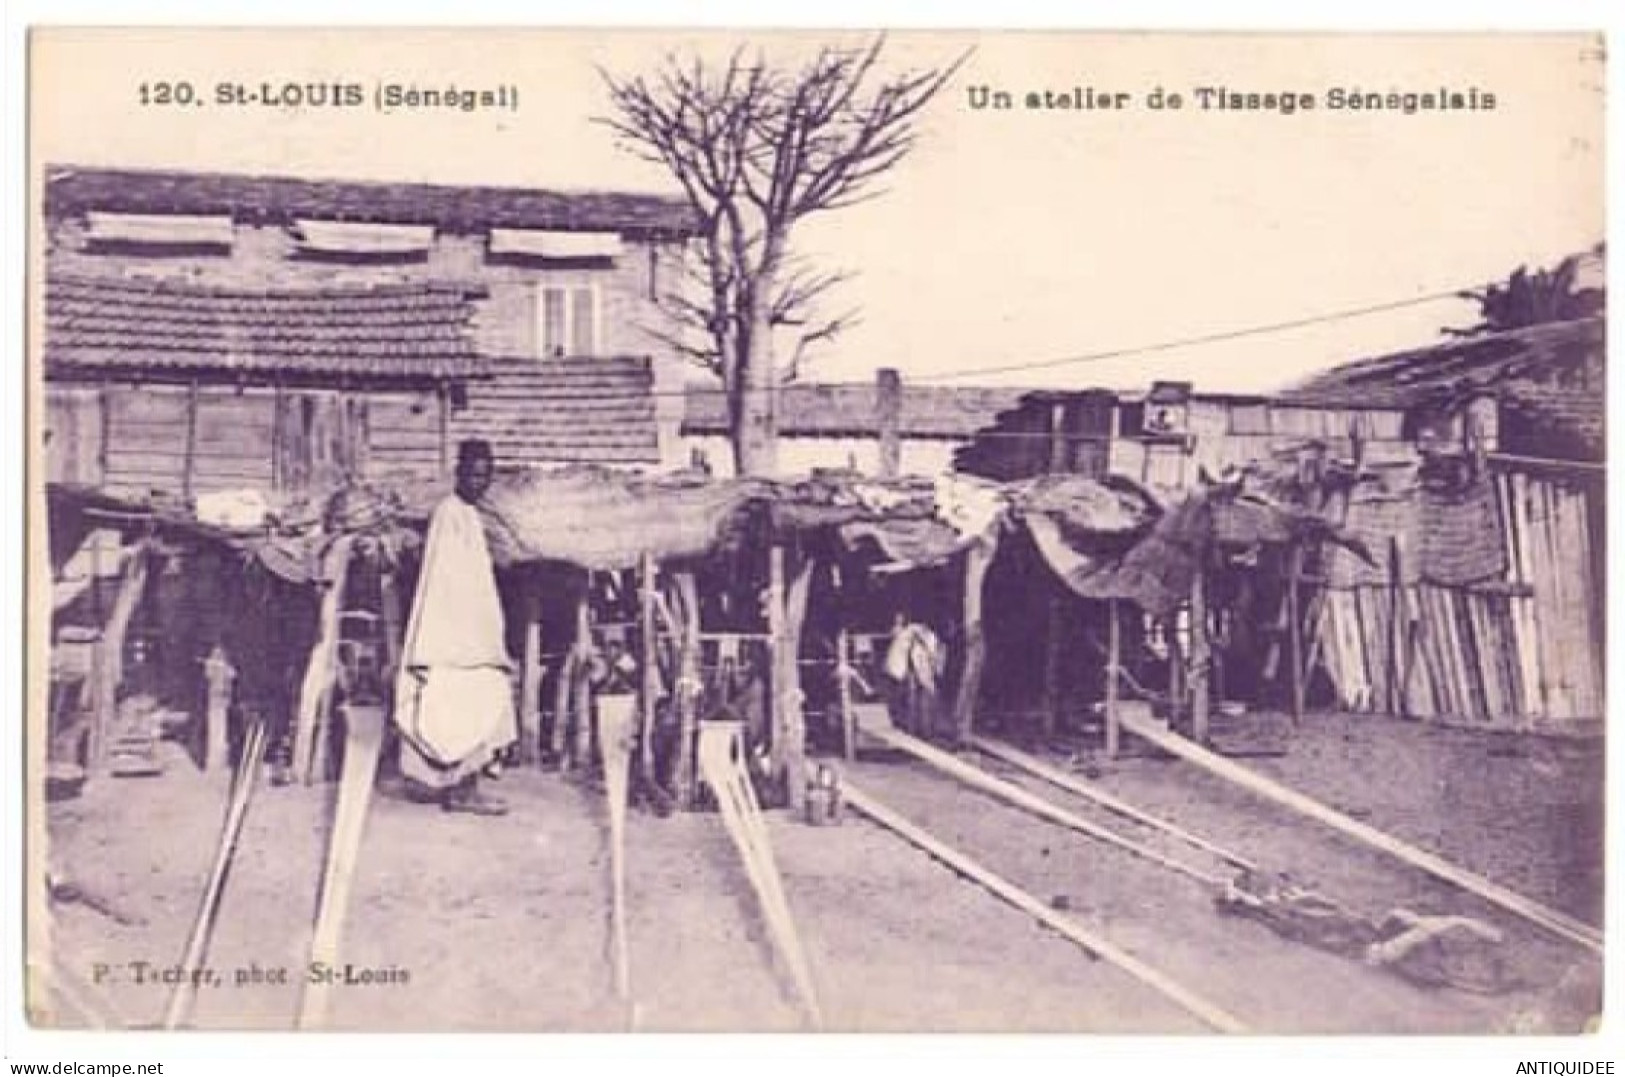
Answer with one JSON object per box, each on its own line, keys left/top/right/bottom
{"left": 394, "top": 439, "right": 517, "bottom": 815}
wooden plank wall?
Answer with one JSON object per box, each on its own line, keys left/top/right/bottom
{"left": 103, "top": 387, "right": 190, "bottom": 496}
{"left": 364, "top": 391, "right": 445, "bottom": 483}
{"left": 1313, "top": 469, "right": 1602, "bottom": 730}
{"left": 46, "top": 382, "right": 446, "bottom": 498}
{"left": 44, "top": 386, "right": 105, "bottom": 485}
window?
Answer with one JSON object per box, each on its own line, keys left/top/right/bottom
{"left": 536, "top": 283, "right": 600, "bottom": 358}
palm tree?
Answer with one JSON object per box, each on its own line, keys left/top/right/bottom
{"left": 1448, "top": 247, "right": 1605, "bottom": 337}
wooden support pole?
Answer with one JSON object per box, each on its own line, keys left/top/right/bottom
{"left": 90, "top": 544, "right": 151, "bottom": 776}
{"left": 1116, "top": 708, "right": 1604, "bottom": 955}
{"left": 951, "top": 534, "right": 996, "bottom": 746}
{"left": 520, "top": 571, "right": 544, "bottom": 766}
{"left": 1387, "top": 537, "right": 1405, "bottom": 718}
{"left": 1287, "top": 546, "right": 1305, "bottom": 728}
{"left": 202, "top": 646, "right": 235, "bottom": 773}
{"left": 181, "top": 381, "right": 200, "bottom": 502}
{"left": 638, "top": 552, "right": 659, "bottom": 792}
{"left": 844, "top": 782, "right": 1248, "bottom": 1034}
{"left": 570, "top": 585, "right": 593, "bottom": 770}
{"left": 671, "top": 571, "right": 701, "bottom": 808}
{"left": 1043, "top": 403, "right": 1069, "bottom": 738}
{"left": 876, "top": 367, "right": 902, "bottom": 479}
{"left": 1189, "top": 568, "right": 1210, "bottom": 744}
{"left": 1104, "top": 599, "right": 1122, "bottom": 759}
{"left": 292, "top": 538, "right": 355, "bottom": 785}
{"left": 773, "top": 551, "right": 815, "bottom": 811}
{"left": 836, "top": 629, "right": 858, "bottom": 763}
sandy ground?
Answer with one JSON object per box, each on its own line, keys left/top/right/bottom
{"left": 35, "top": 709, "right": 1603, "bottom": 1035}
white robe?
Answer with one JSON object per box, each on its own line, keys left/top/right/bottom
{"left": 394, "top": 494, "right": 517, "bottom": 787}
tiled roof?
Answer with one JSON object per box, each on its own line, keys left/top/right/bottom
{"left": 45, "top": 274, "right": 487, "bottom": 381}
{"left": 682, "top": 381, "right": 1032, "bottom": 439}
{"left": 1498, "top": 380, "right": 1606, "bottom": 461}
{"left": 44, "top": 165, "right": 700, "bottom": 238}
{"left": 1279, "top": 317, "right": 1605, "bottom": 410}
{"left": 452, "top": 357, "right": 660, "bottom": 467}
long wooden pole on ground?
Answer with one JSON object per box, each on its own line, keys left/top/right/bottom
{"left": 297, "top": 702, "right": 386, "bottom": 1030}
{"left": 599, "top": 694, "right": 638, "bottom": 1013}
{"left": 1115, "top": 708, "right": 1603, "bottom": 954}
{"left": 163, "top": 720, "right": 267, "bottom": 1029}
{"left": 865, "top": 722, "right": 1227, "bottom": 887}
{"left": 969, "top": 736, "right": 1258, "bottom": 874}
{"left": 843, "top": 781, "right": 1247, "bottom": 1034}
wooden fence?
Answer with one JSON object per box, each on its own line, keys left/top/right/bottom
{"left": 1313, "top": 467, "right": 1602, "bottom": 730}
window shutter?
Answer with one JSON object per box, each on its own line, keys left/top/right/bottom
{"left": 541, "top": 286, "right": 567, "bottom": 358}
{"left": 570, "top": 286, "right": 596, "bottom": 356}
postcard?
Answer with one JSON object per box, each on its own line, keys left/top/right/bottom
{"left": 23, "top": 27, "right": 1605, "bottom": 1037}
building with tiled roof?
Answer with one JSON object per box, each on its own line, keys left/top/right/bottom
{"left": 39, "top": 166, "right": 696, "bottom": 496}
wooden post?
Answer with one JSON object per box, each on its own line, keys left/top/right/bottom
{"left": 96, "top": 381, "right": 111, "bottom": 486}
{"left": 1189, "top": 567, "right": 1210, "bottom": 744}
{"left": 782, "top": 555, "right": 816, "bottom": 811}
{"left": 1043, "top": 401, "right": 1069, "bottom": 737}
{"left": 181, "top": 381, "right": 200, "bottom": 502}
{"left": 1388, "top": 537, "right": 1405, "bottom": 718}
{"left": 202, "top": 645, "right": 235, "bottom": 773}
{"left": 1104, "top": 599, "right": 1122, "bottom": 759}
{"left": 637, "top": 552, "right": 659, "bottom": 791}
{"left": 437, "top": 385, "right": 451, "bottom": 480}
{"left": 519, "top": 570, "right": 544, "bottom": 766}
{"left": 876, "top": 367, "right": 902, "bottom": 479}
{"left": 671, "top": 571, "right": 701, "bottom": 808}
{"left": 951, "top": 534, "right": 996, "bottom": 745}
{"left": 767, "top": 545, "right": 786, "bottom": 775}
{"left": 90, "top": 544, "right": 151, "bottom": 775}
{"left": 569, "top": 585, "right": 593, "bottom": 770}
{"left": 836, "top": 629, "right": 857, "bottom": 762}
{"left": 1287, "top": 545, "right": 1305, "bottom": 728}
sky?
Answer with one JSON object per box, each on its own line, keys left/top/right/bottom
{"left": 28, "top": 29, "right": 1606, "bottom": 393}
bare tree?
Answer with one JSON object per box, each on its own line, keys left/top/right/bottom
{"left": 601, "top": 37, "right": 965, "bottom": 475}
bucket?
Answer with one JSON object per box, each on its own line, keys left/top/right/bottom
{"left": 804, "top": 765, "right": 843, "bottom": 826}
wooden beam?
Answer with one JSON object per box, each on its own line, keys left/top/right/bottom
{"left": 638, "top": 552, "right": 659, "bottom": 792}
{"left": 163, "top": 720, "right": 267, "bottom": 1029}
{"left": 292, "top": 537, "right": 354, "bottom": 785}
{"left": 875, "top": 367, "right": 902, "bottom": 479}
{"left": 836, "top": 629, "right": 858, "bottom": 763}
{"left": 202, "top": 646, "right": 235, "bottom": 773}
{"left": 670, "top": 571, "right": 702, "bottom": 808}
{"left": 90, "top": 543, "right": 151, "bottom": 776}
{"left": 843, "top": 782, "right": 1248, "bottom": 1034}
{"left": 519, "top": 571, "right": 544, "bottom": 767}
{"left": 951, "top": 534, "right": 996, "bottom": 745}
{"left": 970, "top": 736, "right": 1259, "bottom": 874}
{"left": 867, "top": 721, "right": 1226, "bottom": 888}
{"left": 776, "top": 553, "right": 815, "bottom": 811}
{"left": 296, "top": 703, "right": 386, "bottom": 1030}
{"left": 1116, "top": 707, "right": 1604, "bottom": 954}
{"left": 181, "top": 380, "right": 199, "bottom": 502}
{"left": 1189, "top": 568, "right": 1210, "bottom": 743}
{"left": 1104, "top": 599, "right": 1122, "bottom": 758}
{"left": 1287, "top": 546, "right": 1305, "bottom": 727}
